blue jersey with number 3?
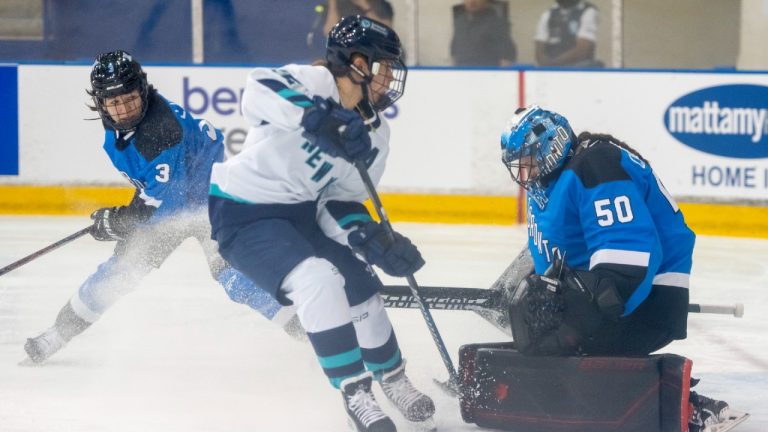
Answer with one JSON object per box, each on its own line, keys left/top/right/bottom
{"left": 527, "top": 141, "right": 695, "bottom": 316}
{"left": 102, "top": 92, "right": 225, "bottom": 220}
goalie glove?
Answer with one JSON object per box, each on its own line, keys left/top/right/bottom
{"left": 509, "top": 259, "right": 626, "bottom": 355}
{"left": 514, "top": 274, "right": 566, "bottom": 344}
{"left": 348, "top": 221, "right": 425, "bottom": 277}
{"left": 90, "top": 206, "right": 134, "bottom": 241}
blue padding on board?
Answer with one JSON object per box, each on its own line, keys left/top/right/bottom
{"left": 0, "top": 65, "right": 19, "bottom": 175}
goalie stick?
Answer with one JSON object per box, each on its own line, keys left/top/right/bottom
{"left": 380, "top": 284, "right": 745, "bottom": 335}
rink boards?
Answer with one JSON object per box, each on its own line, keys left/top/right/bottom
{"left": 1, "top": 64, "right": 767, "bottom": 236}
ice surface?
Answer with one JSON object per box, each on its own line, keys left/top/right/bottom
{"left": 0, "top": 216, "right": 765, "bottom": 431}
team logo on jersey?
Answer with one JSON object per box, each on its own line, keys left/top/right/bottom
{"left": 664, "top": 84, "right": 768, "bottom": 158}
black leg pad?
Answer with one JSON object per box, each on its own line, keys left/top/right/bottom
{"left": 459, "top": 343, "right": 693, "bottom": 432}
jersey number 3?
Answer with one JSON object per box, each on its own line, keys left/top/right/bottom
{"left": 155, "top": 163, "right": 170, "bottom": 183}
{"left": 594, "top": 196, "right": 633, "bottom": 226}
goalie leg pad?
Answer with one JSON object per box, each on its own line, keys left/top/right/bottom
{"left": 459, "top": 343, "right": 693, "bottom": 432}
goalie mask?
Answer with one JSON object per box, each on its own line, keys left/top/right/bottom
{"left": 89, "top": 50, "right": 149, "bottom": 132}
{"left": 500, "top": 105, "right": 576, "bottom": 209}
{"left": 326, "top": 15, "right": 407, "bottom": 112}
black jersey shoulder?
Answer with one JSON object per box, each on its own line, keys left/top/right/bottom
{"left": 127, "top": 91, "right": 184, "bottom": 161}
{"left": 564, "top": 140, "right": 629, "bottom": 189}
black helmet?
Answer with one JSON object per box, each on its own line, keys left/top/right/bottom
{"left": 89, "top": 50, "right": 149, "bottom": 131}
{"left": 326, "top": 15, "right": 407, "bottom": 111}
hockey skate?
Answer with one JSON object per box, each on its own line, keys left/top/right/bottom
{"left": 689, "top": 392, "right": 750, "bottom": 432}
{"left": 341, "top": 372, "right": 396, "bottom": 432}
{"left": 23, "top": 301, "right": 92, "bottom": 364}
{"left": 380, "top": 362, "right": 436, "bottom": 431}
{"left": 24, "top": 327, "right": 66, "bottom": 363}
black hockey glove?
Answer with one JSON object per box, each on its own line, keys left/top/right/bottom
{"left": 348, "top": 221, "right": 425, "bottom": 277}
{"left": 301, "top": 96, "right": 372, "bottom": 163}
{"left": 509, "top": 261, "right": 625, "bottom": 355}
{"left": 90, "top": 206, "right": 133, "bottom": 241}
{"left": 508, "top": 274, "right": 566, "bottom": 353}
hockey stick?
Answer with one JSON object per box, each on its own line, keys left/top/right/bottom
{"left": 0, "top": 226, "right": 93, "bottom": 277}
{"left": 381, "top": 284, "right": 511, "bottom": 335}
{"left": 353, "top": 159, "right": 462, "bottom": 395}
{"left": 688, "top": 302, "right": 745, "bottom": 318}
{"left": 381, "top": 284, "right": 745, "bottom": 322}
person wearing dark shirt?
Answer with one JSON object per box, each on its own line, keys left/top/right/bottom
{"left": 451, "top": 0, "right": 517, "bottom": 67}
{"left": 535, "top": 0, "right": 601, "bottom": 67}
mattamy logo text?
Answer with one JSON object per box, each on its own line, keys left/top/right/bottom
{"left": 664, "top": 84, "right": 768, "bottom": 159}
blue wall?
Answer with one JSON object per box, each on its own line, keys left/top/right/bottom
{"left": 0, "top": 65, "right": 18, "bottom": 175}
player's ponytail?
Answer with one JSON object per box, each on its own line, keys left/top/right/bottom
{"left": 576, "top": 132, "right": 648, "bottom": 164}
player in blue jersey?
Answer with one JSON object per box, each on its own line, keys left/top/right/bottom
{"left": 500, "top": 105, "right": 748, "bottom": 432}
{"left": 24, "top": 50, "right": 299, "bottom": 364}
{"left": 208, "top": 16, "right": 435, "bottom": 431}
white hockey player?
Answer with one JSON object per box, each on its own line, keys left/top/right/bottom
{"left": 208, "top": 16, "right": 435, "bottom": 431}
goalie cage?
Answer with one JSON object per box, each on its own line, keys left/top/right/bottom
{"left": 459, "top": 342, "right": 694, "bottom": 432}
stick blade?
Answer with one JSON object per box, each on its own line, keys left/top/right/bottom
{"left": 433, "top": 378, "right": 461, "bottom": 398}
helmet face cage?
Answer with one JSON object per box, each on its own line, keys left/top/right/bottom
{"left": 502, "top": 140, "right": 537, "bottom": 190}
{"left": 326, "top": 15, "right": 407, "bottom": 111}
{"left": 89, "top": 50, "right": 149, "bottom": 131}
{"left": 368, "top": 57, "right": 407, "bottom": 111}
{"left": 501, "top": 105, "right": 575, "bottom": 208}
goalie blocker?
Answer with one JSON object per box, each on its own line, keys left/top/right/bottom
{"left": 459, "top": 342, "right": 694, "bottom": 432}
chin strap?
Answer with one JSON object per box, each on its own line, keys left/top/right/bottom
{"left": 356, "top": 97, "right": 381, "bottom": 130}
{"left": 347, "top": 65, "right": 381, "bottom": 130}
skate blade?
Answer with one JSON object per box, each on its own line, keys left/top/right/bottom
{"left": 705, "top": 410, "right": 750, "bottom": 432}
{"left": 406, "top": 417, "right": 436, "bottom": 432}
{"left": 18, "top": 357, "right": 44, "bottom": 367}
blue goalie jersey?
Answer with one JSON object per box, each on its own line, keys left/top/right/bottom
{"left": 101, "top": 91, "right": 224, "bottom": 220}
{"left": 527, "top": 140, "right": 695, "bottom": 316}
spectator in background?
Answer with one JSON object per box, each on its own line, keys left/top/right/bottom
{"left": 535, "top": 0, "right": 602, "bottom": 67}
{"left": 451, "top": 0, "right": 517, "bottom": 67}
{"left": 203, "top": 0, "right": 247, "bottom": 63}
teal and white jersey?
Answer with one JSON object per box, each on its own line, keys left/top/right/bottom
{"left": 209, "top": 64, "right": 389, "bottom": 206}
{"left": 527, "top": 140, "right": 695, "bottom": 316}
